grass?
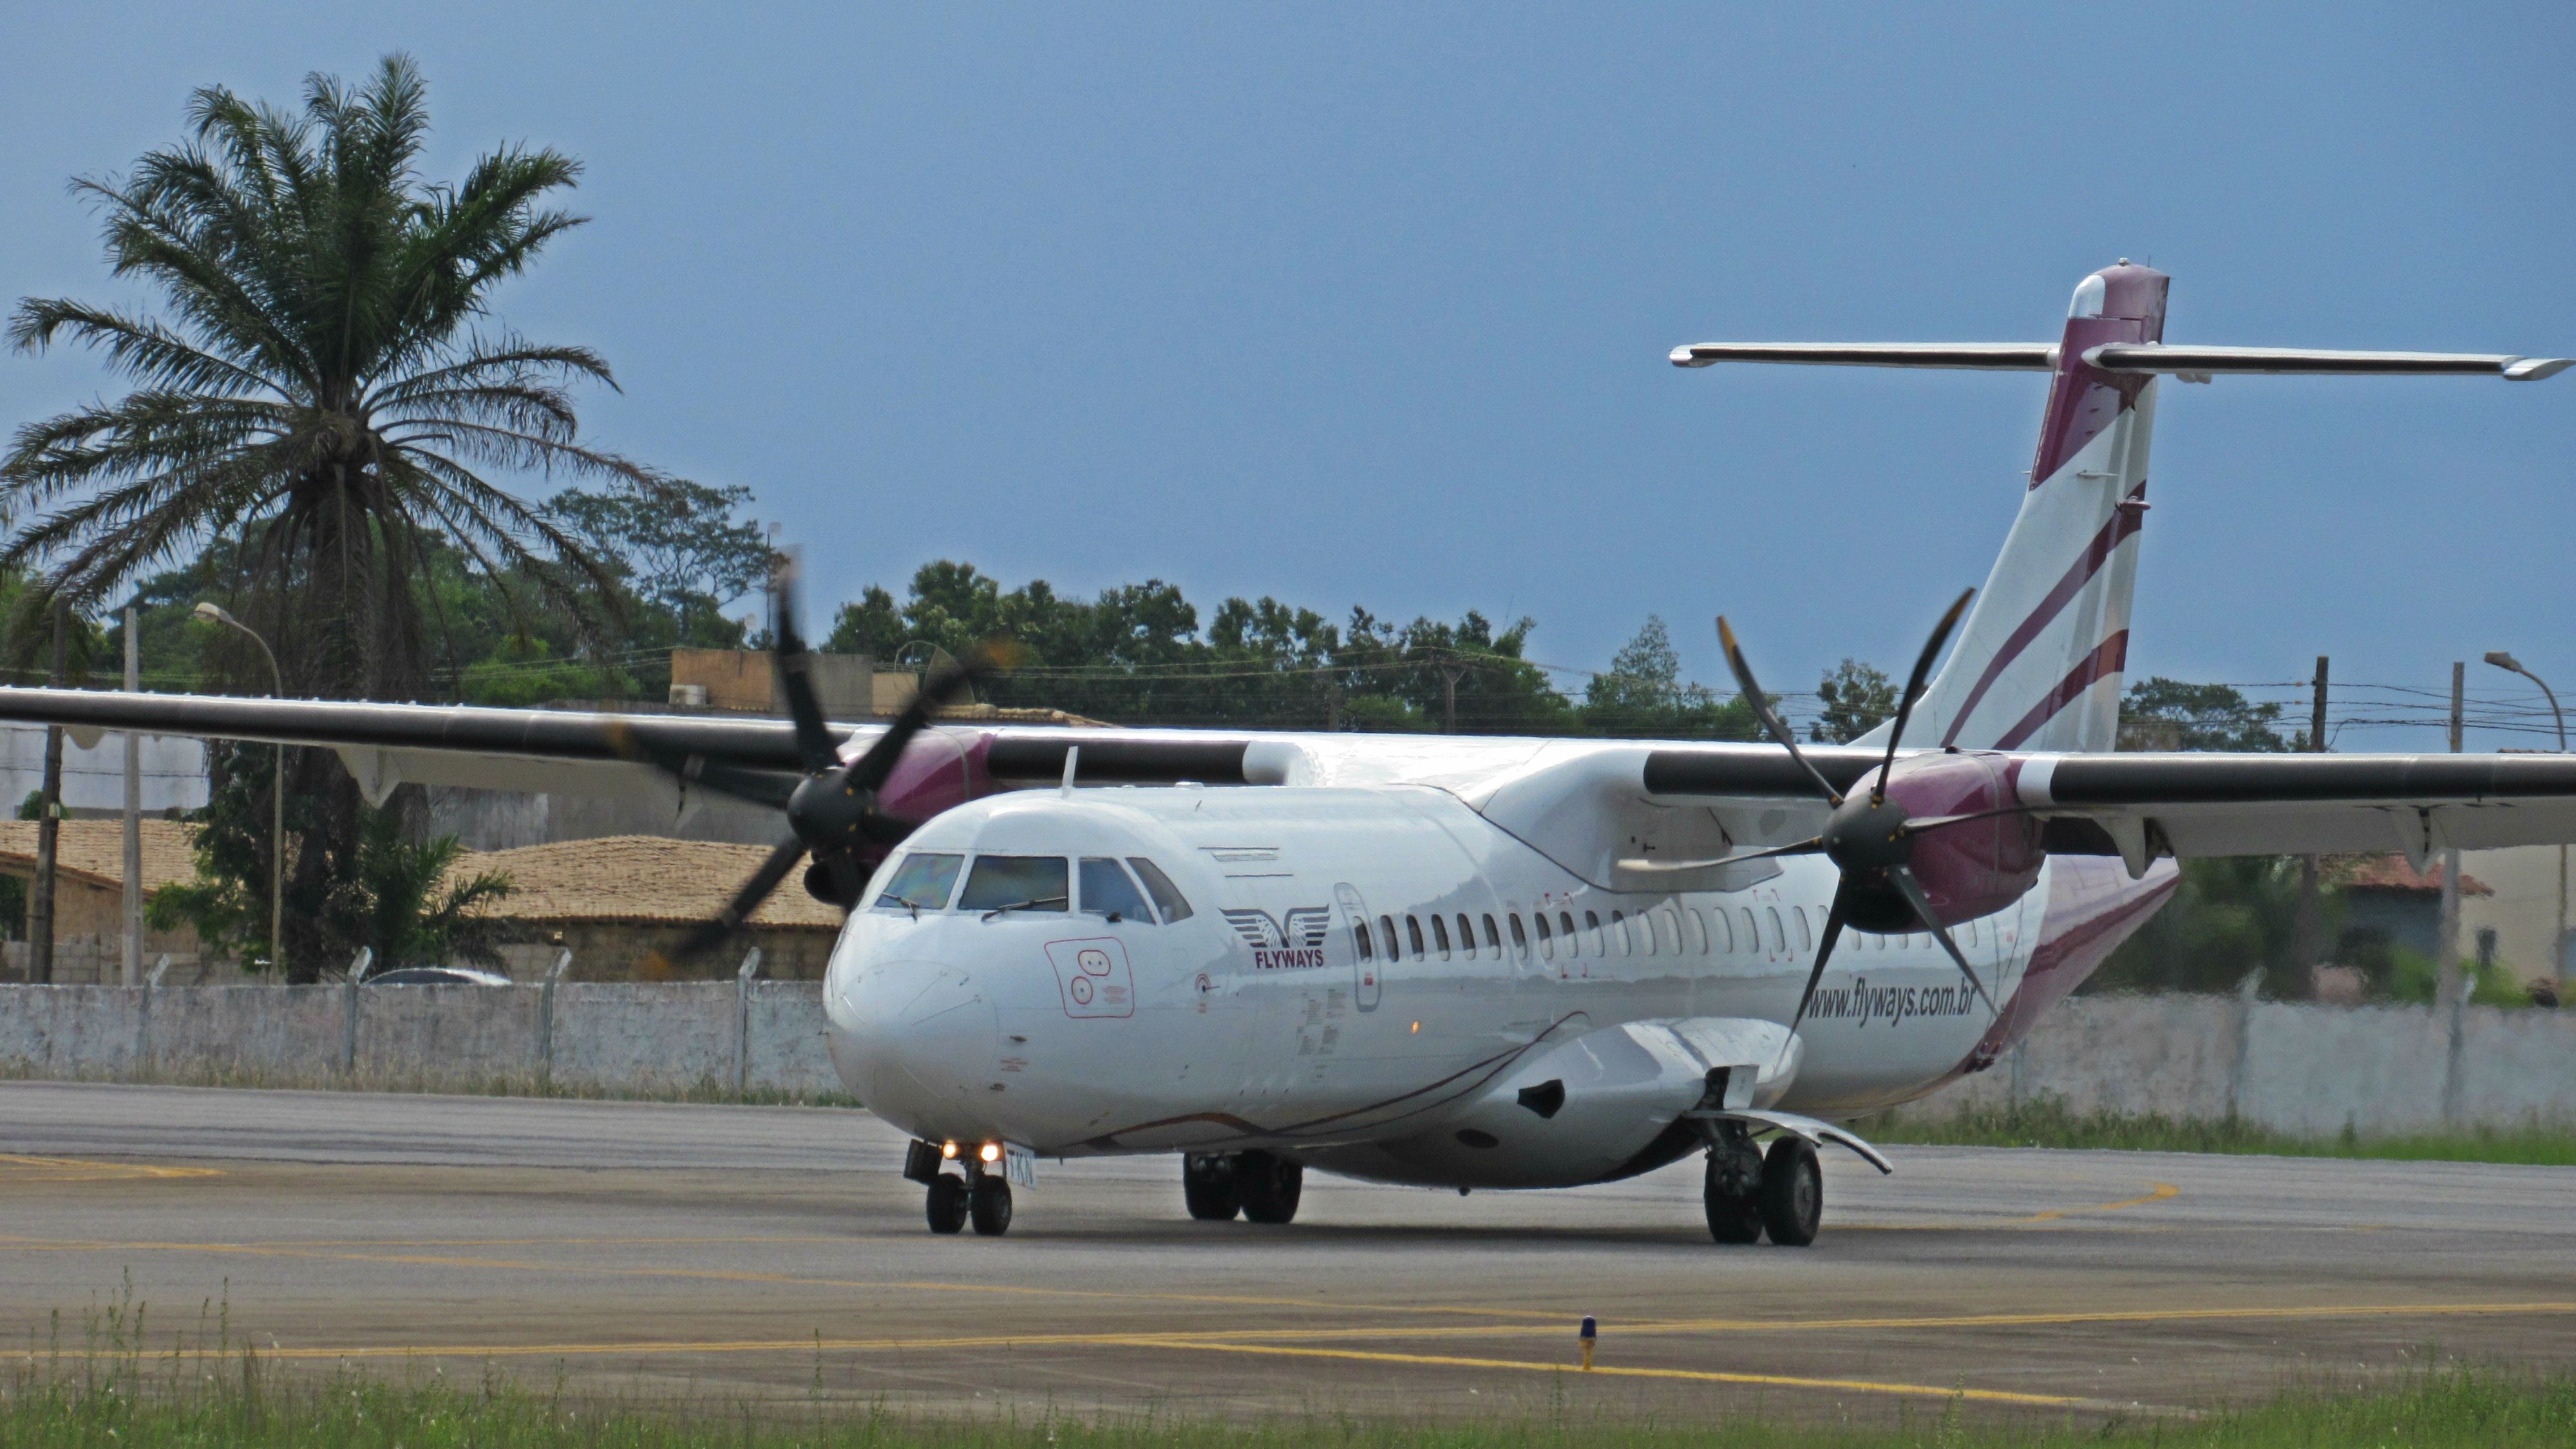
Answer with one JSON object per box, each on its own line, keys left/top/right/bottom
{"left": 1864, "top": 1096, "right": 2576, "bottom": 1166}
{"left": 5, "top": 1342, "right": 2576, "bottom": 1449}
{"left": 0, "top": 1057, "right": 863, "bottom": 1110}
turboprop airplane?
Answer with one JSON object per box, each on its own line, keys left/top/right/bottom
{"left": 3, "top": 262, "right": 2570, "bottom": 1245}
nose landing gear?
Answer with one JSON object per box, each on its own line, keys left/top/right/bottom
{"left": 906, "top": 1139, "right": 1014, "bottom": 1236}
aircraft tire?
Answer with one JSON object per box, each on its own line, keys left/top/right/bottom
{"left": 1235, "top": 1151, "right": 1303, "bottom": 1224}
{"left": 1703, "top": 1144, "right": 1763, "bottom": 1244}
{"left": 925, "top": 1174, "right": 969, "bottom": 1234}
{"left": 969, "top": 1175, "right": 1014, "bottom": 1236}
{"left": 1759, "top": 1137, "right": 1822, "bottom": 1247}
{"left": 1182, "top": 1153, "right": 1242, "bottom": 1220}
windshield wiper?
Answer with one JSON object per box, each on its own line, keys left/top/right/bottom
{"left": 981, "top": 895, "right": 1068, "bottom": 921}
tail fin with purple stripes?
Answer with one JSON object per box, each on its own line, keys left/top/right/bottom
{"left": 1669, "top": 264, "right": 2569, "bottom": 754}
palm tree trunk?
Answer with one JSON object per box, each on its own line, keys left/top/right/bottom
{"left": 27, "top": 607, "right": 64, "bottom": 984}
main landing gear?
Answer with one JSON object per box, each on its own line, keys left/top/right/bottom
{"left": 906, "top": 1141, "right": 1012, "bottom": 1236}
{"left": 1703, "top": 1125, "right": 1821, "bottom": 1247}
{"left": 1182, "top": 1150, "right": 1303, "bottom": 1224}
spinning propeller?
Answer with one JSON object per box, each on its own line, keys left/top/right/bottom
{"left": 612, "top": 565, "right": 1007, "bottom": 962}
{"left": 1709, "top": 589, "right": 2003, "bottom": 1040}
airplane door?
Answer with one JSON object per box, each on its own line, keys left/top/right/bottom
{"left": 1335, "top": 883, "right": 1381, "bottom": 1011}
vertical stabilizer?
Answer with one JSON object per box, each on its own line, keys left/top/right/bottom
{"left": 1888, "top": 262, "right": 2168, "bottom": 754}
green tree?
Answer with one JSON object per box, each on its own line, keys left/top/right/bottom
{"left": 4, "top": 58, "right": 672, "bottom": 976}
{"left": 2119, "top": 678, "right": 2291, "bottom": 752}
{"left": 1812, "top": 658, "right": 1896, "bottom": 743}
{"left": 327, "top": 809, "right": 515, "bottom": 972}
{"left": 1581, "top": 616, "right": 1757, "bottom": 739}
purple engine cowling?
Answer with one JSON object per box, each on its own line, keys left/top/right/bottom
{"left": 1870, "top": 752, "right": 2043, "bottom": 927}
{"left": 833, "top": 729, "right": 1001, "bottom": 889}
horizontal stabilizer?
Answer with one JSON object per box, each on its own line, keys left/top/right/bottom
{"left": 2087, "top": 344, "right": 2571, "bottom": 381}
{"left": 1669, "top": 342, "right": 2055, "bottom": 370}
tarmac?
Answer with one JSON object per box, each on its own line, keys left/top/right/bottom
{"left": 4, "top": 1079, "right": 2573, "bottom": 1423}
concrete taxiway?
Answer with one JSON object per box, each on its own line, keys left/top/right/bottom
{"left": 3, "top": 1080, "right": 2572, "bottom": 1421}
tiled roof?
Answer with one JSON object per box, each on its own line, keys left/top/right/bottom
{"left": 450, "top": 835, "right": 843, "bottom": 930}
{"left": 0, "top": 819, "right": 200, "bottom": 894}
{"left": 2340, "top": 853, "right": 2492, "bottom": 897}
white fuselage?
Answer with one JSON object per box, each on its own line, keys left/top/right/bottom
{"left": 822, "top": 779, "right": 2175, "bottom": 1191}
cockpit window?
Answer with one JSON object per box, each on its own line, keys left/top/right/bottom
{"left": 1126, "top": 857, "right": 1194, "bottom": 922}
{"left": 1080, "top": 857, "right": 1155, "bottom": 923}
{"left": 875, "top": 853, "right": 963, "bottom": 912}
{"left": 958, "top": 855, "right": 1069, "bottom": 915}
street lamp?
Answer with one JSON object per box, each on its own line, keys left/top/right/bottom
{"left": 2485, "top": 650, "right": 2567, "bottom": 991}
{"left": 194, "top": 603, "right": 285, "bottom": 978}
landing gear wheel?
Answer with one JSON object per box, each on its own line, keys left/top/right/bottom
{"left": 1758, "top": 1137, "right": 1822, "bottom": 1247}
{"left": 1235, "top": 1151, "right": 1303, "bottom": 1224}
{"left": 1182, "top": 1153, "right": 1242, "bottom": 1221}
{"left": 925, "top": 1174, "right": 968, "bottom": 1234}
{"left": 969, "top": 1175, "right": 1014, "bottom": 1236}
{"left": 1703, "top": 1141, "right": 1763, "bottom": 1244}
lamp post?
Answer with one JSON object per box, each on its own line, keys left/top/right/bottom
{"left": 2485, "top": 650, "right": 2567, "bottom": 990}
{"left": 194, "top": 603, "right": 285, "bottom": 978}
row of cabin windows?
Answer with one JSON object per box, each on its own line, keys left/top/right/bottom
{"left": 872, "top": 852, "right": 1195, "bottom": 923}
{"left": 1350, "top": 901, "right": 1985, "bottom": 964}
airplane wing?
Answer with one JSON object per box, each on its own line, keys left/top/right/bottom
{"left": 1643, "top": 745, "right": 2576, "bottom": 873}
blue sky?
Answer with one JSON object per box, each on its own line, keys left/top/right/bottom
{"left": 4, "top": 4, "right": 2571, "bottom": 747}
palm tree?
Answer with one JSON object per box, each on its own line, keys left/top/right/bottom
{"left": 1, "top": 52, "right": 644, "bottom": 698}
{"left": 3, "top": 54, "right": 663, "bottom": 978}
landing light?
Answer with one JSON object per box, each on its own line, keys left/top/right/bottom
{"left": 979, "top": 1142, "right": 1003, "bottom": 1164}
{"left": 1410, "top": 1021, "right": 1420, "bottom": 1034}
{"left": 941, "top": 1141, "right": 959, "bottom": 1159}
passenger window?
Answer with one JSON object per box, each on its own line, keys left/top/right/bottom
{"left": 1739, "top": 908, "right": 1758, "bottom": 953}
{"left": 1126, "top": 858, "right": 1194, "bottom": 922}
{"left": 1455, "top": 914, "right": 1475, "bottom": 960}
{"left": 1685, "top": 907, "right": 1707, "bottom": 954}
{"left": 1585, "top": 911, "right": 1604, "bottom": 955}
{"left": 1079, "top": 857, "right": 1154, "bottom": 923}
{"left": 1562, "top": 911, "right": 1580, "bottom": 956}
{"left": 875, "top": 852, "right": 963, "bottom": 912}
{"left": 1713, "top": 907, "right": 1734, "bottom": 952}
{"left": 1794, "top": 907, "right": 1813, "bottom": 951}
{"left": 1353, "top": 919, "right": 1374, "bottom": 961}
{"left": 1535, "top": 911, "right": 1554, "bottom": 958}
{"left": 1482, "top": 914, "right": 1501, "bottom": 958}
{"left": 1407, "top": 914, "right": 1426, "bottom": 960}
{"left": 1509, "top": 913, "right": 1528, "bottom": 955}
{"left": 1964, "top": 920, "right": 1979, "bottom": 947}
{"left": 959, "top": 855, "right": 1069, "bottom": 914}
{"left": 1765, "top": 907, "right": 1785, "bottom": 953}
{"left": 1380, "top": 915, "right": 1399, "bottom": 961}
{"left": 1431, "top": 914, "right": 1452, "bottom": 958}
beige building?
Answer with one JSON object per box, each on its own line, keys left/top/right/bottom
{"left": 0, "top": 823, "right": 844, "bottom": 983}
{"left": 2461, "top": 844, "right": 2573, "bottom": 983}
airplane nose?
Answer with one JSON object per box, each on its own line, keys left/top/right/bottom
{"left": 838, "top": 962, "right": 1001, "bottom": 1128}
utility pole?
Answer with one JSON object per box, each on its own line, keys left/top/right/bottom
{"left": 2484, "top": 650, "right": 2567, "bottom": 992}
{"left": 122, "top": 607, "right": 143, "bottom": 987}
{"left": 1439, "top": 656, "right": 1466, "bottom": 734}
{"left": 28, "top": 607, "right": 65, "bottom": 985}
{"left": 2292, "top": 656, "right": 2329, "bottom": 989}
{"left": 2435, "top": 660, "right": 2465, "bottom": 1009}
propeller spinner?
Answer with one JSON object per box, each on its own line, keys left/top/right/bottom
{"left": 1711, "top": 589, "right": 2011, "bottom": 1041}
{"left": 612, "top": 565, "right": 1007, "bottom": 962}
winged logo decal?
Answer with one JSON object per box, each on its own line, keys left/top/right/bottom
{"left": 1221, "top": 907, "right": 1334, "bottom": 970}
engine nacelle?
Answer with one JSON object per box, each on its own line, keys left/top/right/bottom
{"left": 1840, "top": 752, "right": 2043, "bottom": 932}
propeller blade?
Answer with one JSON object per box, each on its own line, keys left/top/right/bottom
{"left": 1784, "top": 880, "right": 1853, "bottom": 1042}
{"left": 1716, "top": 615, "right": 1842, "bottom": 805}
{"left": 1885, "top": 863, "right": 1999, "bottom": 1018}
{"left": 1616, "top": 837, "right": 1825, "bottom": 874}
{"left": 1872, "top": 587, "right": 1975, "bottom": 804}
{"left": 768, "top": 561, "right": 840, "bottom": 776}
{"left": 835, "top": 644, "right": 1009, "bottom": 796}
{"left": 1895, "top": 803, "right": 2045, "bottom": 836}
{"left": 601, "top": 723, "right": 800, "bottom": 810}
{"left": 670, "top": 835, "right": 810, "bottom": 963}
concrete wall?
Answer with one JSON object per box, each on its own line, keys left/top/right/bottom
{"left": 0, "top": 980, "right": 840, "bottom": 1097}
{"left": 1923, "top": 992, "right": 2576, "bottom": 1133}
{"left": 4, "top": 983, "right": 2572, "bottom": 1132}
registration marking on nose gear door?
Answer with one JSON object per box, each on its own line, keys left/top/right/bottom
{"left": 1044, "top": 938, "right": 1135, "bottom": 1019}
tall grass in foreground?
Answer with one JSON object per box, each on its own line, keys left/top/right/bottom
{"left": 6, "top": 1356, "right": 2576, "bottom": 1448}
{"left": 1863, "top": 1097, "right": 2576, "bottom": 1166}
{"left": 6, "top": 1294, "right": 2576, "bottom": 1449}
